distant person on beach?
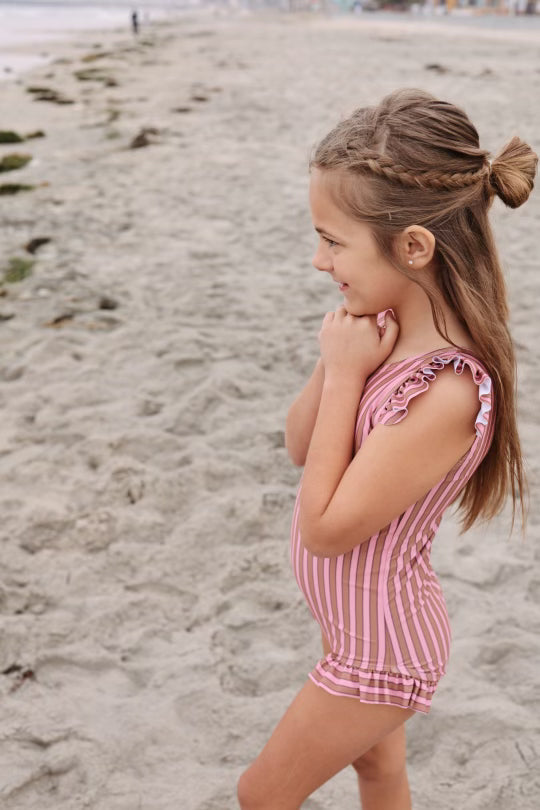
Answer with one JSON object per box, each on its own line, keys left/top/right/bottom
{"left": 237, "top": 89, "right": 537, "bottom": 809}
{"left": 131, "top": 10, "right": 139, "bottom": 36}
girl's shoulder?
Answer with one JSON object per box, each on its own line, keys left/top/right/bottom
{"left": 366, "top": 347, "right": 493, "bottom": 442}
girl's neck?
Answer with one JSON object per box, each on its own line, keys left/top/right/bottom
{"left": 385, "top": 282, "right": 475, "bottom": 364}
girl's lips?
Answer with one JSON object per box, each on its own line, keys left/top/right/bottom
{"left": 339, "top": 282, "right": 349, "bottom": 291}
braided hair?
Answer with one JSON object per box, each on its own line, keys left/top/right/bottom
{"left": 341, "top": 148, "right": 490, "bottom": 191}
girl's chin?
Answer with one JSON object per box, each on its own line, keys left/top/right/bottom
{"left": 343, "top": 301, "right": 383, "bottom": 318}
{"left": 343, "top": 305, "right": 364, "bottom": 317}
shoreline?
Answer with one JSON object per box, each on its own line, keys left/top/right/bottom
{"left": 0, "top": 2, "right": 184, "bottom": 79}
{"left": 2, "top": 5, "right": 540, "bottom": 81}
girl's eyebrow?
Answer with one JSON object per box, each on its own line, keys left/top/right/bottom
{"left": 314, "top": 226, "right": 340, "bottom": 240}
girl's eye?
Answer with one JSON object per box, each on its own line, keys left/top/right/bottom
{"left": 323, "top": 236, "right": 339, "bottom": 248}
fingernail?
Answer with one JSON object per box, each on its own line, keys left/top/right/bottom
{"left": 377, "top": 308, "right": 395, "bottom": 327}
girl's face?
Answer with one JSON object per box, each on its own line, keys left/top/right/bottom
{"left": 309, "top": 168, "right": 409, "bottom": 317}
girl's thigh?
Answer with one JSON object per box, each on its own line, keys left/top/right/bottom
{"left": 239, "top": 678, "right": 414, "bottom": 809}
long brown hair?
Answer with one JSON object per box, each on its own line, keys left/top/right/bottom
{"left": 311, "top": 89, "right": 537, "bottom": 531}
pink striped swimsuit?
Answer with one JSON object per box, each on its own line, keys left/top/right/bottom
{"left": 290, "top": 348, "right": 495, "bottom": 713}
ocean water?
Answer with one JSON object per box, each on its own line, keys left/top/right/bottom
{"left": 0, "top": 1, "right": 191, "bottom": 77}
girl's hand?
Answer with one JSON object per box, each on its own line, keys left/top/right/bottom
{"left": 318, "top": 306, "right": 399, "bottom": 383}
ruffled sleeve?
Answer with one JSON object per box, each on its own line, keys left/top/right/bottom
{"left": 374, "top": 353, "right": 493, "bottom": 440}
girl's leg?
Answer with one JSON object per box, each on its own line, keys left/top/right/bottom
{"left": 237, "top": 678, "right": 414, "bottom": 810}
{"left": 319, "top": 631, "right": 412, "bottom": 810}
{"left": 351, "top": 724, "right": 411, "bottom": 810}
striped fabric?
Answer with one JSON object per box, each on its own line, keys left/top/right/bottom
{"left": 290, "top": 349, "right": 495, "bottom": 713}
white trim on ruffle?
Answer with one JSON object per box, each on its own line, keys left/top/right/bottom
{"left": 381, "top": 354, "right": 492, "bottom": 438}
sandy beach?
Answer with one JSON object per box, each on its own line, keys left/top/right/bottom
{"left": 1, "top": 8, "right": 539, "bottom": 809}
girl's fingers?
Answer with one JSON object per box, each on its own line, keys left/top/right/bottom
{"left": 319, "top": 311, "right": 334, "bottom": 339}
{"left": 320, "top": 312, "right": 333, "bottom": 330}
{"left": 380, "top": 313, "right": 399, "bottom": 350}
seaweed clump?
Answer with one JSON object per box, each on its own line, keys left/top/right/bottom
{"left": 25, "top": 237, "right": 51, "bottom": 254}
{"left": 26, "top": 86, "right": 74, "bottom": 105}
{"left": 0, "top": 130, "right": 24, "bottom": 144}
{"left": 74, "top": 68, "right": 118, "bottom": 87}
{"left": 0, "top": 154, "right": 32, "bottom": 173}
{"left": 129, "top": 127, "right": 159, "bottom": 149}
{"left": 3, "top": 257, "right": 35, "bottom": 283}
{"left": 0, "top": 130, "right": 45, "bottom": 142}
{"left": 0, "top": 183, "right": 35, "bottom": 195}
{"left": 81, "top": 51, "right": 113, "bottom": 63}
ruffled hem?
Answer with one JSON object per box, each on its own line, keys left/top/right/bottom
{"left": 377, "top": 353, "right": 492, "bottom": 438}
{"left": 310, "top": 654, "right": 440, "bottom": 714}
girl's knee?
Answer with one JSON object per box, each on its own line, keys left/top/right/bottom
{"left": 237, "top": 765, "right": 299, "bottom": 810}
{"left": 237, "top": 767, "right": 268, "bottom": 810}
{"left": 237, "top": 768, "right": 257, "bottom": 810}
{"left": 351, "top": 745, "right": 406, "bottom": 783}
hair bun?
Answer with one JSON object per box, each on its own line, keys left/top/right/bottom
{"left": 489, "top": 136, "right": 538, "bottom": 209}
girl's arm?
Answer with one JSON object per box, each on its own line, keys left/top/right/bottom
{"left": 285, "top": 357, "right": 325, "bottom": 467}
{"left": 300, "top": 370, "right": 478, "bottom": 557}
{"left": 299, "top": 309, "right": 478, "bottom": 557}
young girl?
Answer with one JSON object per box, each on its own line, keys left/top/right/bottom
{"left": 237, "top": 89, "right": 537, "bottom": 810}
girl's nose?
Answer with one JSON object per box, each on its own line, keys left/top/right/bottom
{"left": 312, "top": 244, "right": 332, "bottom": 273}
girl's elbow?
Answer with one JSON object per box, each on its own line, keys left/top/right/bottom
{"left": 285, "top": 436, "right": 306, "bottom": 467}
{"left": 300, "top": 522, "right": 339, "bottom": 557}
{"left": 301, "top": 520, "right": 371, "bottom": 557}
{"left": 306, "top": 542, "right": 335, "bottom": 558}
{"left": 302, "top": 536, "right": 330, "bottom": 557}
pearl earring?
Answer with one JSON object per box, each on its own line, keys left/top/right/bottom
{"left": 408, "top": 260, "right": 413, "bottom": 265}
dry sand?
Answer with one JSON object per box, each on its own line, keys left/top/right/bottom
{"left": 0, "top": 10, "right": 539, "bottom": 810}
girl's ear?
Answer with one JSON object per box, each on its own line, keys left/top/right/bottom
{"left": 400, "top": 226, "right": 436, "bottom": 269}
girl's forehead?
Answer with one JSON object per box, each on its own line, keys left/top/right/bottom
{"left": 309, "top": 170, "right": 356, "bottom": 225}
{"left": 309, "top": 166, "right": 334, "bottom": 192}
{"left": 309, "top": 169, "right": 341, "bottom": 208}
{"left": 310, "top": 167, "right": 363, "bottom": 208}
